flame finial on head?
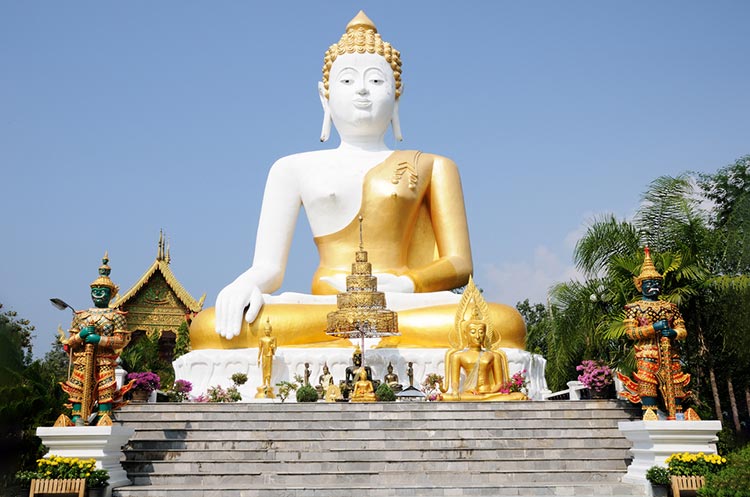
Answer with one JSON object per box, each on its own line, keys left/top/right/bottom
{"left": 634, "top": 246, "right": 663, "bottom": 291}
{"left": 90, "top": 251, "right": 119, "bottom": 295}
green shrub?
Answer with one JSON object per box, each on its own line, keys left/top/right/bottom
{"left": 375, "top": 383, "right": 396, "bottom": 402}
{"left": 697, "top": 445, "right": 750, "bottom": 497}
{"left": 646, "top": 465, "right": 670, "bottom": 486}
{"left": 296, "top": 385, "right": 318, "bottom": 403}
{"left": 231, "top": 373, "right": 248, "bottom": 386}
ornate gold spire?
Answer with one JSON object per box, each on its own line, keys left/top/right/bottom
{"left": 326, "top": 219, "right": 399, "bottom": 339}
{"left": 634, "top": 246, "right": 663, "bottom": 291}
{"left": 322, "top": 10, "right": 402, "bottom": 99}
{"left": 90, "top": 252, "right": 119, "bottom": 296}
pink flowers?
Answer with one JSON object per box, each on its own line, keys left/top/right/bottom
{"left": 126, "top": 371, "right": 161, "bottom": 394}
{"left": 576, "top": 360, "right": 613, "bottom": 393}
{"left": 499, "top": 369, "right": 528, "bottom": 394}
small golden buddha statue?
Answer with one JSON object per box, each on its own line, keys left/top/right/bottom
{"left": 255, "top": 318, "right": 276, "bottom": 399}
{"left": 383, "top": 361, "right": 402, "bottom": 392}
{"left": 442, "top": 278, "right": 527, "bottom": 402}
{"left": 350, "top": 368, "right": 377, "bottom": 403}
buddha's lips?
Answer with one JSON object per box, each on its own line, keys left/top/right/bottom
{"left": 353, "top": 100, "right": 372, "bottom": 108}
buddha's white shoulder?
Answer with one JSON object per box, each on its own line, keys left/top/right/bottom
{"left": 268, "top": 150, "right": 337, "bottom": 173}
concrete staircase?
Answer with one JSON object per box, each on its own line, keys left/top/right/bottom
{"left": 113, "top": 401, "right": 646, "bottom": 497}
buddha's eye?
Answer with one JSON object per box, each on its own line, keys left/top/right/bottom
{"left": 370, "top": 78, "right": 384, "bottom": 85}
{"left": 340, "top": 78, "right": 353, "bottom": 84}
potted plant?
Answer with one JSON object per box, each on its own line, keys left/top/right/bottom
{"left": 576, "top": 360, "right": 613, "bottom": 398}
{"left": 375, "top": 383, "right": 396, "bottom": 402}
{"left": 421, "top": 373, "right": 444, "bottom": 401}
{"left": 127, "top": 371, "right": 161, "bottom": 402}
{"left": 646, "top": 465, "right": 670, "bottom": 496}
{"left": 166, "top": 379, "right": 192, "bottom": 402}
{"left": 15, "top": 455, "right": 109, "bottom": 497}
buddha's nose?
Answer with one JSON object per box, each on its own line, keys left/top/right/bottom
{"left": 357, "top": 87, "right": 369, "bottom": 96}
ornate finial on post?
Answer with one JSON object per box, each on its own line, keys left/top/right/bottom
{"left": 165, "top": 238, "right": 171, "bottom": 264}
{"left": 157, "top": 230, "right": 164, "bottom": 261}
{"left": 358, "top": 215, "right": 364, "bottom": 251}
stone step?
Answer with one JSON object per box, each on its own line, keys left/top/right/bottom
{"left": 125, "top": 436, "right": 631, "bottom": 451}
{"left": 119, "top": 418, "right": 625, "bottom": 431}
{"left": 123, "top": 456, "right": 628, "bottom": 475}
{"left": 123, "top": 427, "right": 626, "bottom": 442}
{"left": 126, "top": 468, "right": 632, "bottom": 486}
{"left": 113, "top": 401, "right": 644, "bottom": 497}
{"left": 114, "top": 482, "right": 645, "bottom": 497}
{"left": 115, "top": 401, "right": 637, "bottom": 420}
{"left": 124, "top": 446, "right": 628, "bottom": 462}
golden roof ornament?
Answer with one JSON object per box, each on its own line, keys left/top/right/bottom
{"left": 322, "top": 10, "right": 402, "bottom": 99}
{"left": 634, "top": 246, "right": 663, "bottom": 291}
{"left": 90, "top": 251, "right": 119, "bottom": 296}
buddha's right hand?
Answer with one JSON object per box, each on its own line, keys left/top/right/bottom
{"left": 215, "top": 283, "right": 264, "bottom": 339}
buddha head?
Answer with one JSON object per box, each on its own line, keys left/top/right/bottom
{"left": 352, "top": 345, "right": 362, "bottom": 367}
{"left": 319, "top": 11, "right": 403, "bottom": 143}
{"left": 358, "top": 367, "right": 369, "bottom": 382}
{"left": 90, "top": 252, "right": 117, "bottom": 309}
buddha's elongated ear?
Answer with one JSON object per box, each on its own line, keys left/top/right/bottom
{"left": 318, "top": 81, "right": 331, "bottom": 142}
{"left": 391, "top": 94, "right": 403, "bottom": 142}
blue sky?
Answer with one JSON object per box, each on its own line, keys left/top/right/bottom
{"left": 2, "top": 2, "right": 748, "bottom": 356}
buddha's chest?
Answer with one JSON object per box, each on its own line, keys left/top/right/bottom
{"left": 300, "top": 158, "right": 427, "bottom": 222}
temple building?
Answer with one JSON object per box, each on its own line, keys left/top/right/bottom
{"left": 113, "top": 232, "right": 205, "bottom": 361}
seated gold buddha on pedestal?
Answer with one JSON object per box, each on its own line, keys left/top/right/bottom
{"left": 441, "top": 279, "right": 528, "bottom": 402}
{"left": 188, "top": 11, "right": 526, "bottom": 351}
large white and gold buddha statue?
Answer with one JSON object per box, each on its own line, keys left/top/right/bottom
{"left": 188, "top": 11, "right": 526, "bottom": 352}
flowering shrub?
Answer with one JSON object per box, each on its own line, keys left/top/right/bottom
{"left": 167, "top": 379, "right": 192, "bottom": 402}
{"left": 421, "top": 373, "right": 444, "bottom": 401}
{"left": 206, "top": 385, "right": 242, "bottom": 403}
{"left": 15, "top": 455, "right": 110, "bottom": 488}
{"left": 576, "top": 360, "right": 613, "bottom": 394}
{"left": 231, "top": 372, "right": 248, "bottom": 385}
{"left": 126, "top": 371, "right": 161, "bottom": 394}
{"left": 666, "top": 452, "right": 726, "bottom": 477}
{"left": 500, "top": 369, "right": 528, "bottom": 394}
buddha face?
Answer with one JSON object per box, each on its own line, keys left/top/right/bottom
{"left": 466, "top": 322, "right": 487, "bottom": 348}
{"left": 327, "top": 53, "right": 397, "bottom": 139}
{"left": 90, "top": 286, "right": 112, "bottom": 308}
{"left": 352, "top": 352, "right": 362, "bottom": 367}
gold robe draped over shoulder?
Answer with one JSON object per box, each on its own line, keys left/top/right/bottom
{"left": 190, "top": 150, "right": 526, "bottom": 349}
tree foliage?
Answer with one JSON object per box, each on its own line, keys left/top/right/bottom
{"left": 0, "top": 304, "right": 67, "bottom": 493}
{"left": 536, "top": 157, "right": 750, "bottom": 418}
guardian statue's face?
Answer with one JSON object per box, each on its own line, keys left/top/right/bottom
{"left": 328, "top": 53, "right": 396, "bottom": 138}
{"left": 90, "top": 286, "right": 112, "bottom": 308}
{"left": 641, "top": 279, "right": 662, "bottom": 299}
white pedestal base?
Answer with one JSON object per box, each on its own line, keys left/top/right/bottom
{"left": 36, "top": 425, "right": 135, "bottom": 494}
{"left": 174, "top": 347, "right": 548, "bottom": 400}
{"left": 618, "top": 420, "right": 722, "bottom": 494}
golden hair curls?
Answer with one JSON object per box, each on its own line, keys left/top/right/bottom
{"left": 322, "top": 11, "right": 402, "bottom": 100}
